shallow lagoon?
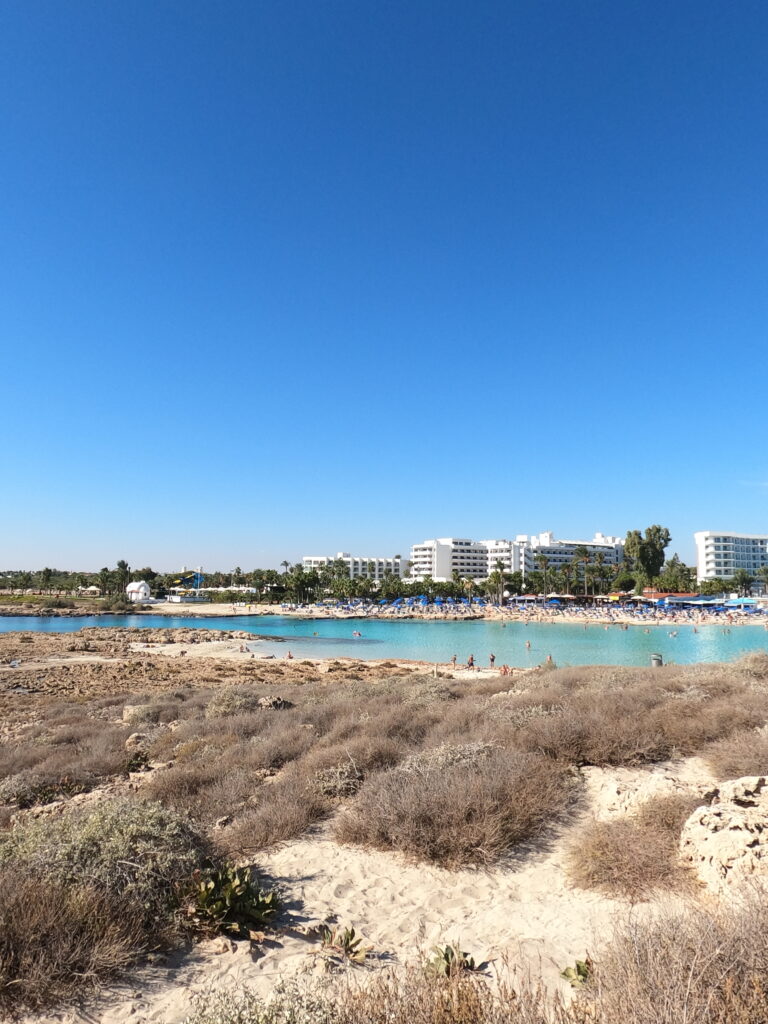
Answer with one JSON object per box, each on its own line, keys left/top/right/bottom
{"left": 1, "top": 613, "right": 767, "bottom": 667}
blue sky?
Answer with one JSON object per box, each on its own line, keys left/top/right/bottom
{"left": 2, "top": 1, "right": 767, "bottom": 571}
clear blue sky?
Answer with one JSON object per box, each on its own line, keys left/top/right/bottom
{"left": 3, "top": 1, "right": 768, "bottom": 571}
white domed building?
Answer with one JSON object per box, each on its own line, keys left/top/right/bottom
{"left": 126, "top": 580, "right": 151, "bottom": 603}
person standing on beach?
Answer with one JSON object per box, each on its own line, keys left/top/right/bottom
{"left": 451, "top": 654, "right": 457, "bottom": 668}
{"left": 467, "top": 654, "right": 475, "bottom": 669}
{"left": 489, "top": 653, "right": 495, "bottom": 668}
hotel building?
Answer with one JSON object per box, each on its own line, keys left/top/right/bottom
{"left": 409, "top": 532, "right": 623, "bottom": 582}
{"left": 409, "top": 539, "right": 491, "bottom": 581}
{"left": 301, "top": 553, "right": 402, "bottom": 581}
{"left": 694, "top": 532, "right": 768, "bottom": 582}
{"left": 516, "top": 532, "right": 625, "bottom": 576}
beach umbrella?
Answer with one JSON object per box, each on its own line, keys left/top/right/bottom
{"left": 547, "top": 598, "right": 562, "bottom": 606}
{"left": 378, "top": 599, "right": 388, "bottom": 605}
{"left": 434, "top": 596, "right": 444, "bottom": 605}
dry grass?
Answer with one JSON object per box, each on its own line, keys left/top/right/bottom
{"left": 704, "top": 727, "right": 768, "bottom": 780}
{"left": 593, "top": 893, "right": 768, "bottom": 1023}
{"left": 335, "top": 750, "right": 573, "bottom": 867}
{"left": 567, "top": 792, "right": 702, "bottom": 900}
{"left": 0, "top": 873, "right": 145, "bottom": 1013}
{"left": 220, "top": 769, "right": 333, "bottom": 857}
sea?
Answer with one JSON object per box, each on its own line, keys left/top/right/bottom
{"left": 1, "top": 614, "right": 767, "bottom": 668}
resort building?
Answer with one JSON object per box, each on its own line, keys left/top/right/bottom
{"left": 481, "top": 539, "right": 525, "bottom": 575}
{"left": 301, "top": 553, "right": 403, "bottom": 581}
{"left": 409, "top": 539, "right": 491, "bottom": 581}
{"left": 694, "top": 531, "right": 768, "bottom": 582}
{"left": 410, "top": 532, "right": 624, "bottom": 582}
{"left": 516, "top": 532, "right": 625, "bottom": 576}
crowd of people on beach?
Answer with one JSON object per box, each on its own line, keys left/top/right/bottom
{"left": 276, "top": 600, "right": 765, "bottom": 628}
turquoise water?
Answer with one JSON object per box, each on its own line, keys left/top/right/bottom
{"left": 1, "top": 614, "right": 767, "bottom": 667}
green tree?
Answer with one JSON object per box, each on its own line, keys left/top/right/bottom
{"left": 758, "top": 565, "right": 768, "bottom": 596}
{"left": 573, "top": 546, "right": 590, "bottom": 596}
{"left": 534, "top": 554, "right": 549, "bottom": 595}
{"left": 98, "top": 567, "right": 112, "bottom": 595}
{"left": 732, "top": 568, "right": 755, "bottom": 597}
{"left": 39, "top": 567, "right": 52, "bottom": 593}
{"left": 624, "top": 526, "right": 671, "bottom": 583}
{"left": 115, "top": 560, "right": 130, "bottom": 595}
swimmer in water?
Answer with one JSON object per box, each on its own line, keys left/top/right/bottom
{"left": 352, "top": 630, "right": 362, "bottom": 637}
{"left": 525, "top": 640, "right": 531, "bottom": 649}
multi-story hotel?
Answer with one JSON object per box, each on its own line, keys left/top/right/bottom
{"left": 409, "top": 538, "right": 491, "bottom": 581}
{"left": 694, "top": 532, "right": 768, "bottom": 582}
{"left": 301, "top": 553, "right": 402, "bottom": 581}
{"left": 409, "top": 532, "right": 622, "bottom": 582}
{"left": 516, "top": 531, "right": 625, "bottom": 576}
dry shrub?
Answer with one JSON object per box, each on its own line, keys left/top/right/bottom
{"left": 220, "top": 770, "right": 332, "bottom": 856}
{"left": 0, "top": 873, "right": 144, "bottom": 1013}
{"left": 705, "top": 727, "right": 768, "bottom": 780}
{"left": 142, "top": 762, "right": 261, "bottom": 822}
{"left": 183, "top": 970, "right": 579, "bottom": 1024}
{"left": 568, "top": 792, "right": 701, "bottom": 900}
{"left": 594, "top": 894, "right": 768, "bottom": 1023}
{"left": 513, "top": 678, "right": 768, "bottom": 767}
{"left": 335, "top": 750, "right": 573, "bottom": 867}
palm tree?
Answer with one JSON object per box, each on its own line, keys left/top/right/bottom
{"left": 573, "top": 546, "right": 590, "bottom": 596}
{"left": 463, "top": 577, "right": 475, "bottom": 606}
{"left": 98, "top": 567, "right": 111, "bottom": 595}
{"left": 561, "top": 563, "right": 573, "bottom": 596}
{"left": 758, "top": 565, "right": 768, "bottom": 597}
{"left": 497, "top": 558, "right": 509, "bottom": 604}
{"left": 534, "top": 555, "right": 549, "bottom": 596}
{"left": 115, "top": 560, "right": 130, "bottom": 595}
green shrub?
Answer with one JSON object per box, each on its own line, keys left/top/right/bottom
{"left": 0, "top": 798, "right": 207, "bottom": 924}
{"left": 188, "top": 864, "right": 281, "bottom": 938}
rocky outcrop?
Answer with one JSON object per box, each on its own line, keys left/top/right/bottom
{"left": 680, "top": 776, "right": 768, "bottom": 894}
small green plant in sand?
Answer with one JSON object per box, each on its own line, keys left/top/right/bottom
{"left": 189, "top": 865, "right": 281, "bottom": 939}
{"left": 317, "top": 925, "right": 372, "bottom": 966}
{"left": 561, "top": 957, "right": 593, "bottom": 988}
{"left": 427, "top": 943, "right": 486, "bottom": 977}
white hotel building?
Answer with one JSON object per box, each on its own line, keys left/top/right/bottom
{"left": 408, "top": 533, "right": 622, "bottom": 582}
{"left": 301, "top": 553, "right": 403, "bottom": 581}
{"left": 694, "top": 532, "right": 768, "bottom": 582}
{"left": 518, "top": 531, "right": 625, "bottom": 575}
{"left": 409, "top": 539, "right": 491, "bottom": 581}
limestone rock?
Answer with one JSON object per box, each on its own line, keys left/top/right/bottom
{"left": 680, "top": 776, "right": 768, "bottom": 894}
{"left": 125, "top": 732, "right": 150, "bottom": 751}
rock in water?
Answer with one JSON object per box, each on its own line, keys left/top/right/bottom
{"left": 680, "top": 776, "right": 768, "bottom": 894}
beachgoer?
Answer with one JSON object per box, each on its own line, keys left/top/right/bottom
{"left": 489, "top": 653, "right": 495, "bottom": 668}
{"left": 467, "top": 654, "right": 475, "bottom": 669}
{"left": 451, "top": 654, "right": 457, "bottom": 668}
{"left": 525, "top": 640, "right": 531, "bottom": 649}
{"left": 286, "top": 650, "right": 293, "bottom": 659}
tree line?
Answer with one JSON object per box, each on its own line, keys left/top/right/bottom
{"left": 2, "top": 527, "right": 765, "bottom": 604}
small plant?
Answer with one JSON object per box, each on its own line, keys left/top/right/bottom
{"left": 314, "top": 757, "right": 363, "bottom": 798}
{"left": 561, "top": 957, "right": 593, "bottom": 988}
{"left": 318, "top": 925, "right": 372, "bottom": 966}
{"left": 125, "top": 750, "right": 150, "bottom": 773}
{"left": 189, "top": 865, "right": 281, "bottom": 939}
{"left": 427, "top": 943, "right": 484, "bottom": 977}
